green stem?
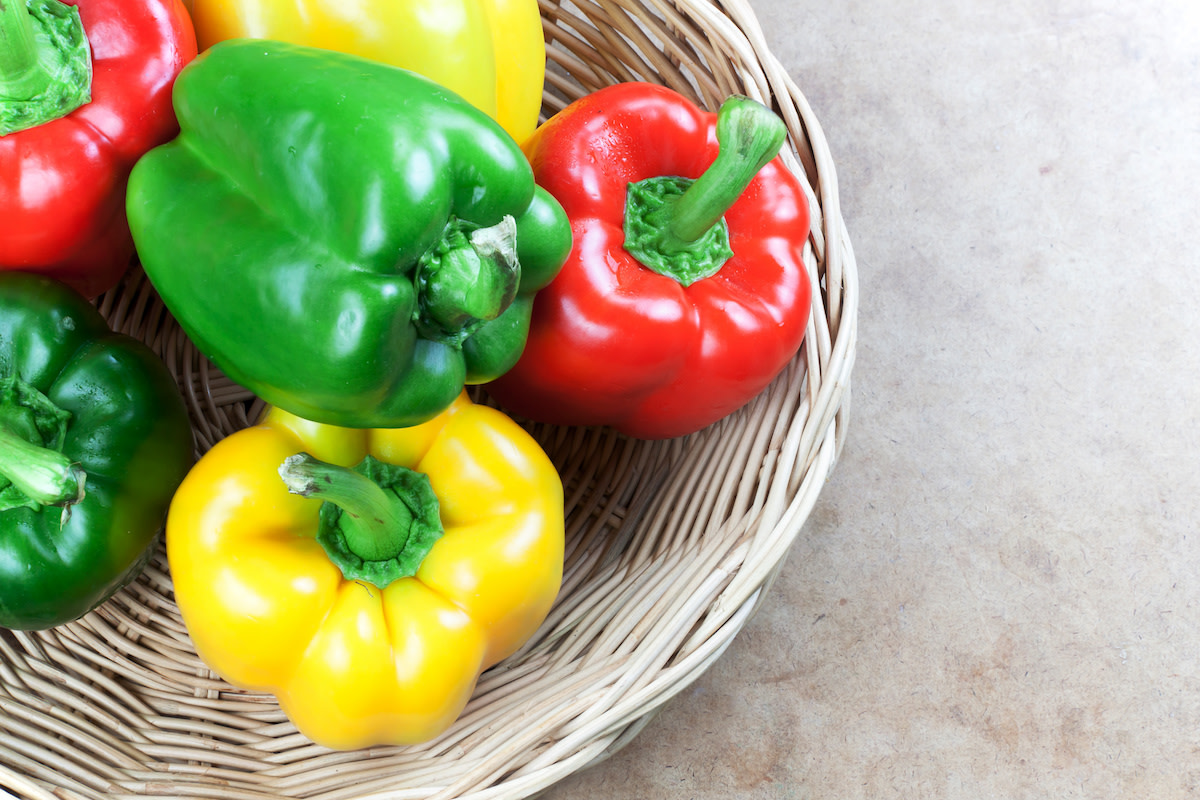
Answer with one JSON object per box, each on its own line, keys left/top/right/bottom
{"left": 415, "top": 215, "right": 521, "bottom": 346}
{"left": 622, "top": 95, "right": 788, "bottom": 286}
{"left": 669, "top": 96, "right": 787, "bottom": 244}
{"left": 279, "top": 454, "right": 443, "bottom": 587}
{"left": 280, "top": 454, "right": 411, "bottom": 561}
{"left": 0, "top": 423, "right": 85, "bottom": 508}
{"left": 0, "top": 0, "right": 52, "bottom": 99}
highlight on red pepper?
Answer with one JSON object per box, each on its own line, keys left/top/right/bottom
{"left": 485, "top": 82, "right": 814, "bottom": 440}
{"left": 0, "top": 0, "right": 196, "bottom": 298}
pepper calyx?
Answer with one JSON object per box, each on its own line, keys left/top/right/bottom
{"left": 0, "top": 375, "right": 85, "bottom": 515}
{"left": 279, "top": 453, "right": 444, "bottom": 589}
{"left": 414, "top": 215, "right": 521, "bottom": 346}
{"left": 622, "top": 95, "right": 788, "bottom": 286}
{"left": 0, "top": 0, "right": 93, "bottom": 136}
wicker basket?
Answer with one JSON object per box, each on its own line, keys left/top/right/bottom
{"left": 0, "top": 0, "right": 857, "bottom": 797}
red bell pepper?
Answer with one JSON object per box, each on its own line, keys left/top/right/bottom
{"left": 0, "top": 0, "right": 196, "bottom": 297}
{"left": 485, "top": 82, "right": 813, "bottom": 439}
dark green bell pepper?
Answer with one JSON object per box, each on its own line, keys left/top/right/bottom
{"left": 127, "top": 39, "right": 572, "bottom": 429}
{"left": 0, "top": 273, "right": 193, "bottom": 630}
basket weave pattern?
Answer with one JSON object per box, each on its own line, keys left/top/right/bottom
{"left": 0, "top": 1, "right": 858, "bottom": 798}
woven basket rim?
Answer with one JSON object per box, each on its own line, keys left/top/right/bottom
{"left": 0, "top": 1, "right": 859, "bottom": 798}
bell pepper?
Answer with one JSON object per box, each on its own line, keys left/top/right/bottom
{"left": 127, "top": 39, "right": 571, "bottom": 430}
{"left": 180, "top": 0, "right": 544, "bottom": 145}
{"left": 0, "top": 272, "right": 193, "bottom": 630}
{"left": 0, "top": 0, "right": 196, "bottom": 298}
{"left": 166, "top": 393, "right": 564, "bottom": 749}
{"left": 485, "top": 83, "right": 814, "bottom": 440}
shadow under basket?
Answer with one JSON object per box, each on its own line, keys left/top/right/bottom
{"left": 0, "top": 1, "right": 858, "bottom": 798}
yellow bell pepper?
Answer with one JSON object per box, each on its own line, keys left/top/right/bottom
{"left": 179, "top": 0, "right": 545, "bottom": 143}
{"left": 166, "top": 393, "right": 564, "bottom": 749}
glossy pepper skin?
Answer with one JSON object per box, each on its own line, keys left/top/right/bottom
{"left": 486, "top": 83, "right": 814, "bottom": 440}
{"left": 180, "top": 0, "right": 544, "bottom": 144}
{"left": 0, "top": 0, "right": 196, "bottom": 298}
{"left": 128, "top": 39, "right": 572, "bottom": 430}
{"left": 167, "top": 393, "right": 564, "bottom": 749}
{"left": 0, "top": 273, "right": 193, "bottom": 630}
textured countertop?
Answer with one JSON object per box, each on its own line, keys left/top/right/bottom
{"left": 547, "top": 0, "right": 1200, "bottom": 797}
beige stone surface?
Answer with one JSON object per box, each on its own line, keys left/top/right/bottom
{"left": 544, "top": 0, "right": 1200, "bottom": 797}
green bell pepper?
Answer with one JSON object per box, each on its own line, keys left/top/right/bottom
{"left": 0, "top": 273, "right": 193, "bottom": 630}
{"left": 127, "top": 39, "right": 572, "bottom": 429}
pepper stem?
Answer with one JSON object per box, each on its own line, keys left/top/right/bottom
{"left": 623, "top": 95, "right": 788, "bottom": 286}
{"left": 672, "top": 96, "right": 788, "bottom": 243}
{"left": 0, "top": 423, "right": 85, "bottom": 509}
{"left": 279, "top": 454, "right": 443, "bottom": 588}
{"left": 414, "top": 215, "right": 520, "bottom": 346}
{"left": 0, "top": 0, "right": 92, "bottom": 136}
{"left": 0, "top": 0, "right": 51, "bottom": 99}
